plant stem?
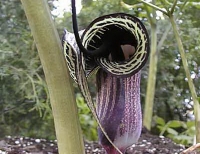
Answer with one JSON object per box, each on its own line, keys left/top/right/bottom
{"left": 170, "top": 0, "right": 178, "bottom": 14}
{"left": 157, "top": 24, "right": 171, "bottom": 52}
{"left": 180, "top": 0, "right": 190, "bottom": 11}
{"left": 143, "top": 0, "right": 158, "bottom": 130}
{"left": 169, "top": 15, "right": 200, "bottom": 143}
{"left": 140, "top": 0, "right": 168, "bottom": 15}
{"left": 20, "top": 0, "right": 85, "bottom": 153}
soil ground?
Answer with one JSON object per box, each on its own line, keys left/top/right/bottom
{"left": 0, "top": 128, "right": 193, "bottom": 154}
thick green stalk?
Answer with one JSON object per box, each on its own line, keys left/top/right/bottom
{"left": 169, "top": 15, "right": 200, "bottom": 143}
{"left": 20, "top": 0, "right": 85, "bottom": 153}
{"left": 143, "top": 0, "right": 157, "bottom": 130}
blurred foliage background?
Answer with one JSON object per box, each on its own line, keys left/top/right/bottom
{"left": 0, "top": 0, "right": 200, "bottom": 145}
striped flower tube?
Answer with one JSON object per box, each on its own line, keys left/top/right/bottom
{"left": 96, "top": 70, "right": 142, "bottom": 154}
{"left": 63, "top": 1, "right": 150, "bottom": 153}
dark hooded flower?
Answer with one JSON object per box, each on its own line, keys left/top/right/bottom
{"left": 63, "top": 7, "right": 150, "bottom": 153}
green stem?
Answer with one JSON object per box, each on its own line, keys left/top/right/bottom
{"left": 143, "top": 0, "right": 158, "bottom": 130}
{"left": 170, "top": 0, "right": 178, "bottom": 14}
{"left": 169, "top": 15, "right": 200, "bottom": 143}
{"left": 20, "top": 0, "right": 85, "bottom": 153}
{"left": 139, "top": 0, "right": 168, "bottom": 15}
{"left": 157, "top": 24, "right": 171, "bottom": 52}
{"left": 180, "top": 0, "right": 190, "bottom": 12}
{"left": 143, "top": 4, "right": 153, "bottom": 26}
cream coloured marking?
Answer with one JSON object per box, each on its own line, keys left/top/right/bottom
{"left": 82, "top": 17, "right": 148, "bottom": 76}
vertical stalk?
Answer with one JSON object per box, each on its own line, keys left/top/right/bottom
{"left": 143, "top": 0, "right": 158, "bottom": 130}
{"left": 169, "top": 15, "right": 200, "bottom": 143}
{"left": 20, "top": 0, "right": 85, "bottom": 153}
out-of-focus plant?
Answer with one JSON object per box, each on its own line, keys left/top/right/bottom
{"left": 0, "top": 0, "right": 53, "bottom": 139}
{"left": 76, "top": 94, "right": 97, "bottom": 141}
{"left": 139, "top": 0, "right": 200, "bottom": 143}
{"left": 155, "top": 116, "right": 195, "bottom": 145}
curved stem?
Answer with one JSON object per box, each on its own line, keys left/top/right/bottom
{"left": 71, "top": 0, "right": 87, "bottom": 54}
{"left": 71, "top": 0, "right": 111, "bottom": 57}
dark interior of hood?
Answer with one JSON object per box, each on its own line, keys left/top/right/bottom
{"left": 85, "top": 25, "right": 138, "bottom": 61}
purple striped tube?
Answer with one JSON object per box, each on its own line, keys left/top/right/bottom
{"left": 96, "top": 69, "right": 142, "bottom": 154}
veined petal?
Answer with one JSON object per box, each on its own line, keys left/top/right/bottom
{"left": 96, "top": 69, "right": 142, "bottom": 153}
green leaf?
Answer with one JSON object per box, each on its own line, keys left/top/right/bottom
{"left": 157, "top": 125, "right": 164, "bottom": 132}
{"left": 122, "top": 0, "right": 138, "bottom": 5}
{"left": 167, "top": 128, "right": 178, "bottom": 135}
{"left": 167, "top": 120, "right": 183, "bottom": 128}
{"left": 186, "top": 120, "right": 195, "bottom": 128}
{"left": 183, "top": 126, "right": 195, "bottom": 136}
{"left": 156, "top": 116, "right": 165, "bottom": 126}
{"left": 175, "top": 134, "right": 193, "bottom": 141}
